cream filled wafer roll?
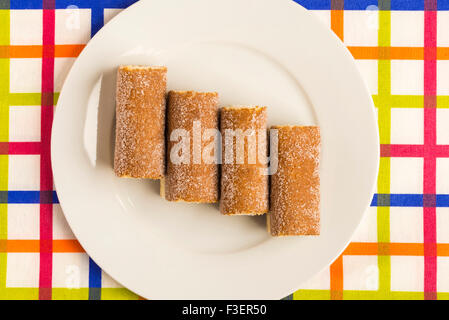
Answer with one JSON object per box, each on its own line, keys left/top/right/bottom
{"left": 162, "top": 91, "right": 219, "bottom": 202}
{"left": 114, "top": 65, "right": 167, "bottom": 179}
{"left": 268, "top": 126, "right": 320, "bottom": 236}
{"left": 220, "top": 106, "right": 269, "bottom": 215}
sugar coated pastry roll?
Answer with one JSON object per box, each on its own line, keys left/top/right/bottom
{"left": 220, "top": 106, "right": 269, "bottom": 215}
{"left": 162, "top": 91, "right": 219, "bottom": 202}
{"left": 114, "top": 65, "right": 167, "bottom": 179}
{"left": 268, "top": 126, "right": 320, "bottom": 236}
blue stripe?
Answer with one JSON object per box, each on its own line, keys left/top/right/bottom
{"left": 90, "top": 7, "right": 104, "bottom": 37}
{"left": 5, "top": 191, "right": 59, "bottom": 203}
{"left": 389, "top": 194, "right": 423, "bottom": 207}
{"left": 10, "top": 0, "right": 42, "bottom": 9}
{"left": 343, "top": 0, "right": 380, "bottom": 10}
{"left": 4, "top": 191, "right": 449, "bottom": 207}
{"left": 370, "top": 195, "right": 376, "bottom": 206}
{"left": 56, "top": 0, "right": 138, "bottom": 9}
{"left": 371, "top": 194, "right": 449, "bottom": 207}
{"left": 294, "top": 0, "right": 440, "bottom": 10}
{"left": 10, "top": 0, "right": 138, "bottom": 9}
{"left": 88, "top": 258, "right": 102, "bottom": 288}
{"left": 293, "top": 0, "right": 331, "bottom": 10}
{"left": 390, "top": 0, "right": 424, "bottom": 11}
{"left": 439, "top": 2, "right": 449, "bottom": 10}
{"left": 8, "top": 0, "right": 449, "bottom": 10}
{"left": 7, "top": 191, "right": 40, "bottom": 203}
{"left": 370, "top": 194, "right": 423, "bottom": 207}
{"left": 437, "top": 195, "right": 449, "bottom": 207}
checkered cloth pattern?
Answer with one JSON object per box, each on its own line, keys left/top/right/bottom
{"left": 0, "top": 0, "right": 448, "bottom": 300}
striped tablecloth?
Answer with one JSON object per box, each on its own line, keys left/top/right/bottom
{"left": 0, "top": 0, "right": 448, "bottom": 300}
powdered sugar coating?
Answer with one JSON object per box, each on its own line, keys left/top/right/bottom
{"left": 164, "top": 91, "right": 219, "bottom": 202}
{"left": 220, "top": 106, "right": 269, "bottom": 215}
{"left": 114, "top": 65, "right": 167, "bottom": 178}
{"left": 269, "top": 126, "right": 320, "bottom": 236}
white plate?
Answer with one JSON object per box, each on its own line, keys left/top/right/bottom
{"left": 52, "top": 0, "right": 379, "bottom": 299}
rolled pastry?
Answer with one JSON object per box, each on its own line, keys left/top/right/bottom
{"left": 268, "top": 126, "right": 320, "bottom": 236}
{"left": 114, "top": 65, "right": 167, "bottom": 179}
{"left": 220, "top": 106, "right": 269, "bottom": 215}
{"left": 162, "top": 91, "right": 219, "bottom": 202}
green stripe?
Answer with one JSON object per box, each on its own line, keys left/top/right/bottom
{"left": 377, "top": 255, "right": 391, "bottom": 293}
{"left": 0, "top": 7, "right": 8, "bottom": 292}
{"left": 373, "top": 95, "right": 449, "bottom": 109}
{"left": 377, "top": 177, "right": 390, "bottom": 241}
{"left": 52, "top": 288, "right": 89, "bottom": 300}
{"left": 52, "top": 288, "right": 138, "bottom": 300}
{"left": 0, "top": 287, "right": 428, "bottom": 301}
{"left": 8, "top": 92, "right": 60, "bottom": 106}
{"left": 342, "top": 290, "right": 423, "bottom": 300}
{"left": 100, "top": 288, "right": 140, "bottom": 300}
{"left": 8, "top": 93, "right": 41, "bottom": 106}
{"left": 0, "top": 252, "right": 5, "bottom": 289}
{"left": 438, "top": 292, "right": 449, "bottom": 300}
{"left": 376, "top": 2, "right": 391, "bottom": 295}
{"left": 378, "top": 10, "right": 391, "bottom": 48}
{"left": 389, "top": 95, "right": 423, "bottom": 108}
{"left": 437, "top": 96, "right": 449, "bottom": 108}
{"left": 0, "top": 288, "right": 39, "bottom": 300}
{"left": 293, "top": 289, "right": 330, "bottom": 300}
{"left": 295, "top": 289, "right": 424, "bottom": 300}
{"left": 0, "top": 10, "right": 8, "bottom": 46}
{"left": 374, "top": 95, "right": 423, "bottom": 109}
{"left": 377, "top": 103, "right": 391, "bottom": 145}
{"left": 0, "top": 287, "right": 138, "bottom": 300}
{"left": 0, "top": 155, "right": 7, "bottom": 193}
{"left": 0, "top": 12, "right": 9, "bottom": 144}
{"left": 378, "top": 61, "right": 391, "bottom": 97}
{"left": 0, "top": 61, "right": 8, "bottom": 142}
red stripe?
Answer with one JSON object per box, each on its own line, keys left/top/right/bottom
{"left": 9, "top": 142, "right": 41, "bottom": 154}
{"left": 39, "top": 7, "right": 55, "bottom": 300}
{"left": 423, "top": 7, "right": 437, "bottom": 300}
{"left": 435, "top": 145, "right": 449, "bottom": 157}
{"left": 0, "top": 142, "right": 42, "bottom": 155}
{"left": 381, "top": 144, "right": 449, "bottom": 158}
{"left": 386, "top": 144, "right": 424, "bottom": 157}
